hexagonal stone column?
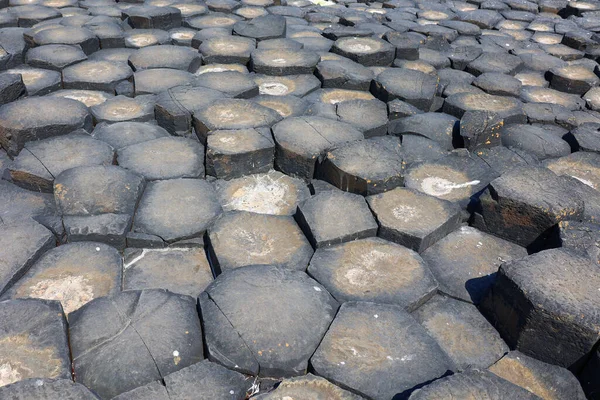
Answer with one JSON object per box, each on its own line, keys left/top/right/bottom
{"left": 200, "top": 265, "right": 338, "bottom": 377}
{"left": 421, "top": 226, "right": 527, "bottom": 304}
{"left": 371, "top": 68, "right": 439, "bottom": 111}
{"left": 123, "top": 6, "right": 182, "bottom": 30}
{"left": 154, "top": 86, "right": 226, "bottom": 136}
{"left": 62, "top": 60, "right": 133, "bottom": 94}
{"left": 133, "top": 178, "right": 222, "bottom": 244}
{"left": 0, "top": 97, "right": 92, "bottom": 156}
{"left": 479, "top": 167, "right": 584, "bottom": 247}
{"left": 409, "top": 369, "right": 540, "bottom": 399}
{"left": 310, "top": 301, "right": 455, "bottom": 400}
{"left": 308, "top": 237, "right": 437, "bottom": 310}
{"left": 3, "top": 242, "right": 122, "bottom": 314}
{"left": 69, "top": 289, "right": 204, "bottom": 399}
{"left": 0, "top": 299, "right": 71, "bottom": 387}
{"left": 413, "top": 295, "right": 508, "bottom": 370}
{"left": 54, "top": 165, "right": 145, "bottom": 248}
{"left": 214, "top": 170, "right": 310, "bottom": 216}
{"left": 489, "top": 351, "right": 587, "bottom": 400}
{"left": 207, "top": 211, "right": 313, "bottom": 273}
{"left": 192, "top": 99, "right": 282, "bottom": 142}
{"left": 92, "top": 121, "right": 170, "bottom": 150}
{"left": 318, "top": 137, "right": 403, "bottom": 196}
{"left": 128, "top": 45, "right": 201, "bottom": 71}
{"left": 272, "top": 116, "right": 364, "bottom": 179}
{"left": 367, "top": 188, "right": 462, "bottom": 253}
{"left": 205, "top": 128, "right": 274, "bottom": 180}
{"left": 482, "top": 248, "right": 600, "bottom": 370}
{"left": 296, "top": 191, "right": 378, "bottom": 248}
{"left": 404, "top": 152, "right": 497, "bottom": 208}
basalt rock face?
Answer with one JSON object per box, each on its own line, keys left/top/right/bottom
{"left": 0, "top": 0, "right": 597, "bottom": 398}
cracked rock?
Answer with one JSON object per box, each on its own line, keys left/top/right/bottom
{"left": 311, "top": 301, "right": 455, "bottom": 400}
{"left": 70, "top": 289, "right": 204, "bottom": 399}
{"left": 3, "top": 242, "right": 122, "bottom": 314}
{"left": 201, "top": 265, "right": 338, "bottom": 377}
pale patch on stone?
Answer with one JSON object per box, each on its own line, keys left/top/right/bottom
{"left": 391, "top": 204, "right": 419, "bottom": 222}
{"left": 224, "top": 174, "right": 290, "bottom": 215}
{"left": 345, "top": 43, "right": 373, "bottom": 53}
{"left": 236, "top": 229, "right": 275, "bottom": 258}
{"left": 171, "top": 32, "right": 194, "bottom": 40}
{"left": 28, "top": 275, "right": 94, "bottom": 314}
{"left": 0, "top": 362, "right": 25, "bottom": 387}
{"left": 8, "top": 69, "right": 45, "bottom": 85}
{"left": 259, "top": 82, "right": 289, "bottom": 96}
{"left": 271, "top": 58, "right": 289, "bottom": 65}
{"left": 421, "top": 177, "right": 480, "bottom": 197}
{"left": 62, "top": 91, "right": 108, "bottom": 107}
{"left": 127, "top": 35, "right": 157, "bottom": 47}
{"left": 573, "top": 175, "right": 595, "bottom": 188}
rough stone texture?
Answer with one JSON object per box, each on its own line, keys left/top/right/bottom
{"left": 207, "top": 211, "right": 313, "bottom": 273}
{"left": 201, "top": 265, "right": 338, "bottom": 377}
{"left": 0, "top": 220, "right": 54, "bottom": 296}
{"left": 421, "top": 226, "right": 527, "bottom": 304}
{"left": 9, "top": 132, "right": 115, "bottom": 193}
{"left": 0, "top": 378, "right": 99, "bottom": 399}
{"left": 133, "top": 179, "right": 222, "bottom": 243}
{"left": 0, "top": 299, "right": 71, "bottom": 388}
{"left": 413, "top": 295, "right": 508, "bottom": 370}
{"left": 69, "top": 289, "right": 204, "bottom": 399}
{"left": 296, "top": 190, "right": 378, "bottom": 248}
{"left": 3, "top": 242, "right": 122, "bottom": 314}
{"left": 482, "top": 248, "right": 600, "bottom": 370}
{"left": 409, "top": 369, "right": 541, "bottom": 400}
{"left": 163, "top": 359, "right": 250, "bottom": 399}
{"left": 367, "top": 188, "right": 462, "bottom": 253}
{"left": 308, "top": 237, "right": 437, "bottom": 310}
{"left": 479, "top": 167, "right": 584, "bottom": 247}
{"left": 311, "top": 301, "right": 455, "bottom": 400}
{"left": 54, "top": 165, "right": 145, "bottom": 217}
{"left": 123, "top": 247, "right": 213, "bottom": 297}
{"left": 255, "top": 374, "right": 364, "bottom": 399}
{"left": 117, "top": 137, "right": 205, "bottom": 180}
{"left": 489, "top": 351, "right": 587, "bottom": 400}
{"left": 0, "top": 96, "right": 92, "bottom": 156}
{"left": 213, "top": 170, "right": 310, "bottom": 216}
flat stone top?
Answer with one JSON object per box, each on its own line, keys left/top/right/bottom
{"left": 502, "top": 248, "right": 600, "bottom": 326}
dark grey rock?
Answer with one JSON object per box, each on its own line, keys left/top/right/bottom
{"left": 481, "top": 249, "right": 600, "bottom": 370}
{"left": 311, "top": 301, "right": 455, "bottom": 400}
{"left": 296, "top": 190, "right": 378, "bottom": 248}
{"left": 0, "top": 97, "right": 92, "bottom": 157}
{"left": 0, "top": 298, "right": 71, "bottom": 387}
{"left": 133, "top": 178, "right": 222, "bottom": 243}
{"left": 413, "top": 295, "right": 508, "bottom": 370}
{"left": 207, "top": 211, "right": 312, "bottom": 273}
{"left": 69, "top": 289, "right": 204, "bottom": 399}
{"left": 3, "top": 242, "right": 122, "bottom": 314}
{"left": 202, "top": 265, "right": 338, "bottom": 377}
